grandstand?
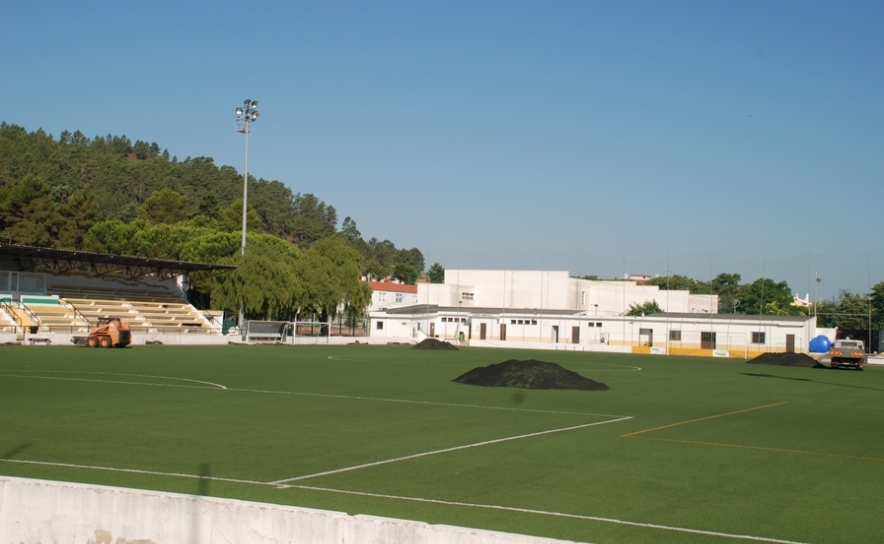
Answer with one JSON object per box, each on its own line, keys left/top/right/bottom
{"left": 0, "top": 244, "right": 235, "bottom": 345}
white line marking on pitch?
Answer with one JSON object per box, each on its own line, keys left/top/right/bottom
{"left": 288, "top": 485, "right": 813, "bottom": 544}
{"left": 0, "top": 373, "right": 227, "bottom": 390}
{"left": 0, "top": 459, "right": 262, "bottom": 486}
{"left": 270, "top": 416, "right": 632, "bottom": 486}
{"left": 0, "top": 370, "right": 228, "bottom": 390}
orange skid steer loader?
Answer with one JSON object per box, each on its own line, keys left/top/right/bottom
{"left": 72, "top": 318, "right": 132, "bottom": 348}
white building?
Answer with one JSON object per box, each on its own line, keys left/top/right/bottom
{"left": 409, "top": 270, "right": 716, "bottom": 316}
{"left": 368, "top": 269, "right": 816, "bottom": 357}
{"left": 365, "top": 280, "right": 419, "bottom": 312}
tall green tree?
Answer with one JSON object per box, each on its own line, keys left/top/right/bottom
{"left": 428, "top": 262, "right": 445, "bottom": 283}
{"left": 138, "top": 188, "right": 188, "bottom": 224}
{"left": 737, "top": 278, "right": 803, "bottom": 316}
{"left": 829, "top": 290, "right": 872, "bottom": 330}
{"left": 643, "top": 274, "right": 711, "bottom": 293}
{"left": 207, "top": 237, "right": 302, "bottom": 320}
{"left": 290, "top": 193, "right": 337, "bottom": 247}
{"left": 709, "top": 272, "right": 742, "bottom": 312}
{"left": 217, "top": 199, "right": 262, "bottom": 234}
{"left": 869, "top": 281, "right": 884, "bottom": 329}
{"left": 340, "top": 216, "right": 368, "bottom": 254}
{"left": 393, "top": 263, "right": 419, "bottom": 285}
{"left": 56, "top": 192, "right": 96, "bottom": 249}
{"left": 297, "top": 237, "right": 370, "bottom": 329}
{"left": 0, "top": 174, "right": 62, "bottom": 246}
{"left": 625, "top": 300, "right": 663, "bottom": 316}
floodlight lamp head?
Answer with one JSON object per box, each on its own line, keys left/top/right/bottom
{"left": 244, "top": 99, "right": 251, "bottom": 106}
{"left": 251, "top": 111, "right": 259, "bottom": 120}
{"left": 251, "top": 100, "right": 258, "bottom": 108}
{"left": 235, "top": 107, "right": 243, "bottom": 115}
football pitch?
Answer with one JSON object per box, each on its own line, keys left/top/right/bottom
{"left": 1, "top": 344, "right": 881, "bottom": 544}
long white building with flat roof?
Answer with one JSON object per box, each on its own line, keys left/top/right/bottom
{"left": 368, "top": 269, "right": 816, "bottom": 358}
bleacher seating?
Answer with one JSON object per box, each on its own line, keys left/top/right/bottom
{"left": 0, "top": 307, "right": 17, "bottom": 333}
{"left": 49, "top": 284, "right": 219, "bottom": 334}
{"left": 25, "top": 301, "right": 91, "bottom": 333}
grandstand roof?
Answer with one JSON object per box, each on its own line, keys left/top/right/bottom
{"left": 0, "top": 243, "right": 236, "bottom": 279}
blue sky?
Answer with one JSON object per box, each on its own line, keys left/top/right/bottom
{"left": 3, "top": 1, "right": 882, "bottom": 299}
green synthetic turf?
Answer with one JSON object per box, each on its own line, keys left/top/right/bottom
{"left": 1, "top": 344, "right": 881, "bottom": 544}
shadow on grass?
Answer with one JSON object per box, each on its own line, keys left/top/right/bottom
{"left": 743, "top": 372, "right": 884, "bottom": 392}
{"left": 197, "top": 463, "right": 211, "bottom": 496}
{"left": 1, "top": 443, "right": 32, "bottom": 460}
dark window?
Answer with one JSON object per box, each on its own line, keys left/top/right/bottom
{"left": 752, "top": 332, "right": 766, "bottom": 344}
{"left": 588, "top": 322, "right": 595, "bottom": 327}
{"left": 376, "top": 321, "right": 384, "bottom": 330}
{"left": 531, "top": 320, "right": 537, "bottom": 325}
{"left": 596, "top": 322, "right": 602, "bottom": 327}
{"left": 701, "top": 331, "right": 716, "bottom": 349}
{"left": 670, "top": 330, "right": 681, "bottom": 341}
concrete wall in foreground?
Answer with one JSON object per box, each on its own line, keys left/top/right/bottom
{"left": 0, "top": 477, "right": 586, "bottom": 544}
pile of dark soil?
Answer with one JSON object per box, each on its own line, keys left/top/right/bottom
{"left": 413, "top": 338, "right": 459, "bottom": 350}
{"left": 453, "top": 359, "right": 608, "bottom": 390}
{"left": 746, "top": 352, "right": 825, "bottom": 368}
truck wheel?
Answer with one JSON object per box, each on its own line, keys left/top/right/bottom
{"left": 86, "top": 336, "right": 98, "bottom": 348}
{"left": 99, "top": 336, "right": 112, "bottom": 348}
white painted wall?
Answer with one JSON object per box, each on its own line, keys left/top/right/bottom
{"left": 429, "top": 270, "right": 718, "bottom": 316}
{"left": 370, "top": 307, "right": 815, "bottom": 353}
{"left": 0, "top": 477, "right": 586, "bottom": 544}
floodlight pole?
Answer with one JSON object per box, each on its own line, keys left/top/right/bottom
{"left": 235, "top": 99, "right": 260, "bottom": 327}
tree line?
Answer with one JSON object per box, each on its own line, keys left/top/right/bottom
{"left": 0, "top": 123, "right": 427, "bottom": 321}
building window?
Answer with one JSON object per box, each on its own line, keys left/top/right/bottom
{"left": 670, "top": 330, "right": 681, "bottom": 341}
{"left": 596, "top": 322, "right": 602, "bottom": 328}
{"left": 752, "top": 332, "right": 766, "bottom": 344}
{"left": 531, "top": 320, "right": 537, "bottom": 325}
{"left": 588, "top": 322, "right": 595, "bottom": 327}
{"left": 462, "top": 292, "right": 474, "bottom": 300}
{"left": 395, "top": 293, "right": 403, "bottom": 303}
{"left": 581, "top": 291, "right": 586, "bottom": 306}
{"left": 378, "top": 293, "right": 386, "bottom": 302}
{"left": 376, "top": 321, "right": 384, "bottom": 330}
{"left": 511, "top": 319, "right": 516, "bottom": 325}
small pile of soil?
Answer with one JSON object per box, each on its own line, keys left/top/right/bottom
{"left": 453, "top": 359, "right": 608, "bottom": 390}
{"left": 413, "top": 338, "right": 459, "bottom": 350}
{"left": 746, "top": 352, "right": 825, "bottom": 368}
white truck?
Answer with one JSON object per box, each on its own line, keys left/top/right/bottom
{"left": 829, "top": 339, "right": 866, "bottom": 371}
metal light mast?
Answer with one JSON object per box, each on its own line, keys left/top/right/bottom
{"left": 235, "top": 99, "right": 260, "bottom": 327}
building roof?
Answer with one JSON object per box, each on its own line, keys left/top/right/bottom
{"left": 366, "top": 281, "right": 418, "bottom": 294}
{"left": 375, "top": 306, "right": 813, "bottom": 324}
{"left": 0, "top": 243, "right": 236, "bottom": 279}
{"left": 647, "top": 312, "right": 813, "bottom": 323}
{"left": 378, "top": 305, "right": 582, "bottom": 317}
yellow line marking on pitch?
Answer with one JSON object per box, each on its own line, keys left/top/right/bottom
{"left": 624, "top": 437, "right": 884, "bottom": 462}
{"left": 620, "top": 401, "right": 788, "bottom": 438}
